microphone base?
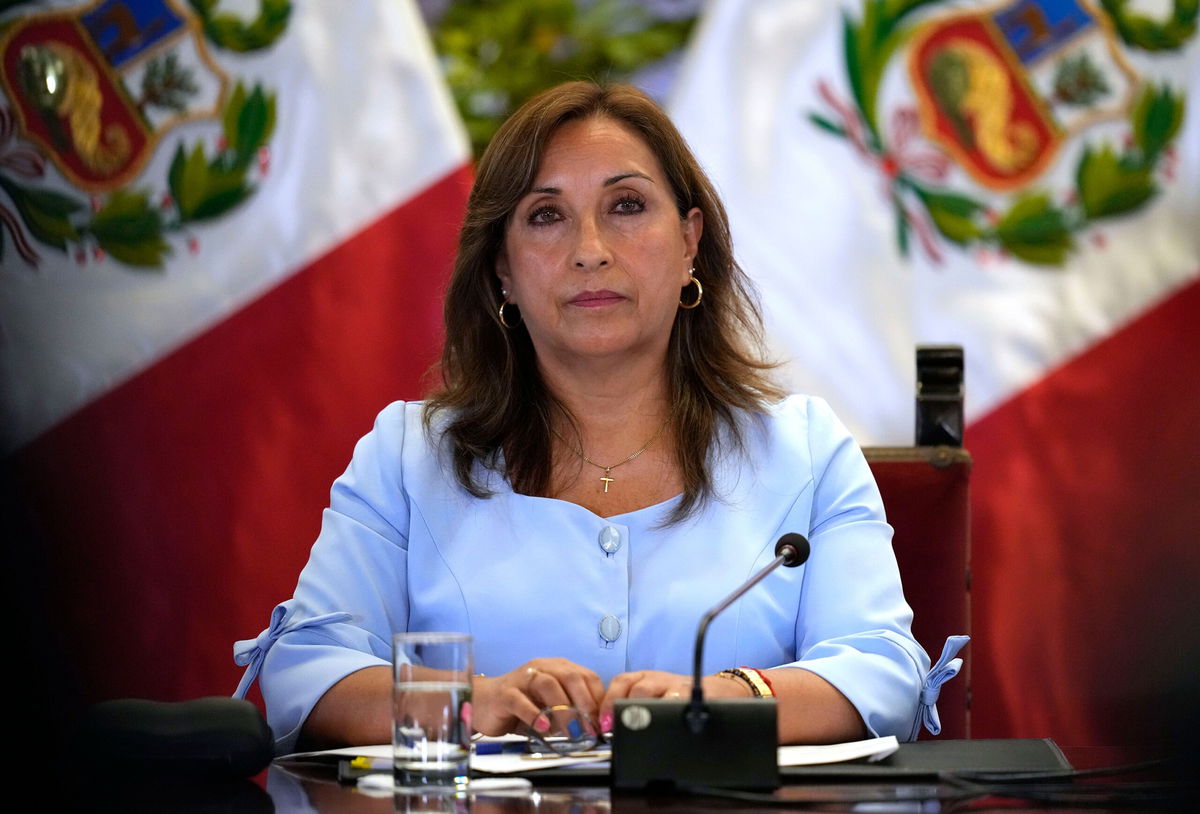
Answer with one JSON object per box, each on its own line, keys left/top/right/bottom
{"left": 611, "top": 698, "right": 778, "bottom": 791}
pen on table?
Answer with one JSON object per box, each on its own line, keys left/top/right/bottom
{"left": 521, "top": 749, "right": 610, "bottom": 761}
{"left": 473, "top": 740, "right": 529, "bottom": 755}
{"left": 338, "top": 756, "right": 389, "bottom": 783}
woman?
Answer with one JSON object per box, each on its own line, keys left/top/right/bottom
{"left": 235, "top": 82, "right": 941, "bottom": 754}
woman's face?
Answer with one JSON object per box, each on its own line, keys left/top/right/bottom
{"left": 497, "top": 116, "right": 702, "bottom": 371}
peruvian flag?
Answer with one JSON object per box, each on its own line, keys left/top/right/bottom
{"left": 2, "top": 0, "right": 470, "bottom": 743}
{"left": 670, "top": 0, "right": 1199, "bottom": 747}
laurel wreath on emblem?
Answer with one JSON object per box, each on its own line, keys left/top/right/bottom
{"left": 810, "top": 0, "right": 1196, "bottom": 266}
{"left": 1100, "top": 0, "right": 1199, "bottom": 50}
{"left": 0, "top": 0, "right": 291, "bottom": 270}
{"left": 188, "top": 0, "right": 292, "bottom": 53}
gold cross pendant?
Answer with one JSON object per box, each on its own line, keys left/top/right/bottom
{"left": 600, "top": 472, "right": 614, "bottom": 492}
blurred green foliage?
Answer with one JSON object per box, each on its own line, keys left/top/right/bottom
{"left": 428, "top": 0, "right": 697, "bottom": 156}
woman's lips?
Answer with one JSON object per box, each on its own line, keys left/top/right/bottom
{"left": 569, "top": 290, "right": 624, "bottom": 307}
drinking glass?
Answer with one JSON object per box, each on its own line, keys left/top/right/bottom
{"left": 393, "top": 632, "right": 473, "bottom": 793}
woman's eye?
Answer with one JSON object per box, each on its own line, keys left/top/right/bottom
{"left": 528, "top": 206, "right": 562, "bottom": 225}
{"left": 612, "top": 195, "right": 645, "bottom": 215}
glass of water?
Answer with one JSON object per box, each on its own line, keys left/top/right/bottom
{"left": 393, "top": 632, "right": 473, "bottom": 793}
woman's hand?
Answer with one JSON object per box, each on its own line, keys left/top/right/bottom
{"left": 471, "top": 658, "right": 605, "bottom": 736}
{"left": 598, "top": 670, "right": 752, "bottom": 732}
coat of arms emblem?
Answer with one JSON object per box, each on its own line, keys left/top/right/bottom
{"left": 811, "top": 0, "right": 1196, "bottom": 265}
{"left": 0, "top": 0, "right": 291, "bottom": 269}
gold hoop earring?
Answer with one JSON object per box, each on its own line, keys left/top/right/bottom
{"left": 498, "top": 301, "right": 521, "bottom": 329}
{"left": 679, "top": 272, "right": 703, "bottom": 309}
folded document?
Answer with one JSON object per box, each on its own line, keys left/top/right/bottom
{"left": 280, "top": 735, "right": 898, "bottom": 775}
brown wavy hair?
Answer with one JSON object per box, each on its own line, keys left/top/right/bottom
{"left": 424, "top": 81, "right": 781, "bottom": 523}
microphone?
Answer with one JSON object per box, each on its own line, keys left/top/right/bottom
{"left": 612, "top": 533, "right": 811, "bottom": 791}
{"left": 686, "top": 533, "right": 810, "bottom": 734}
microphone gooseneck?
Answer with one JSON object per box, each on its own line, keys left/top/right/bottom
{"left": 685, "top": 533, "right": 810, "bottom": 733}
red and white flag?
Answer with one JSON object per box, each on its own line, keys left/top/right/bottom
{"left": 2, "top": 0, "right": 470, "bottom": 725}
{"left": 671, "top": 0, "right": 1199, "bottom": 745}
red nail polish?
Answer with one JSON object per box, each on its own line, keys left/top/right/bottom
{"left": 533, "top": 715, "right": 550, "bottom": 733}
{"left": 599, "top": 710, "right": 613, "bottom": 733}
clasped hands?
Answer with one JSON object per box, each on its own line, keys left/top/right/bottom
{"left": 470, "top": 657, "right": 754, "bottom": 737}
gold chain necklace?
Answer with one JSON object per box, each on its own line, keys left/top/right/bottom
{"left": 552, "top": 415, "right": 672, "bottom": 493}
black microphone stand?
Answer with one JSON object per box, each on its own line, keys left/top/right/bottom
{"left": 612, "top": 534, "right": 809, "bottom": 791}
{"left": 687, "top": 538, "right": 807, "bottom": 733}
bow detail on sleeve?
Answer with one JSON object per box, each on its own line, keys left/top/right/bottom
{"left": 913, "top": 634, "right": 969, "bottom": 739}
{"left": 232, "top": 606, "right": 353, "bottom": 699}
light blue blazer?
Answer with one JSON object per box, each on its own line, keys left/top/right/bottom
{"left": 235, "top": 396, "right": 964, "bottom": 754}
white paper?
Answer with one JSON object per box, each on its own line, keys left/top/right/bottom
{"left": 778, "top": 735, "right": 899, "bottom": 766}
{"left": 278, "top": 741, "right": 607, "bottom": 774}
{"left": 279, "top": 734, "right": 899, "bottom": 775}
{"left": 472, "top": 752, "right": 610, "bottom": 774}
{"left": 283, "top": 743, "right": 391, "bottom": 764}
